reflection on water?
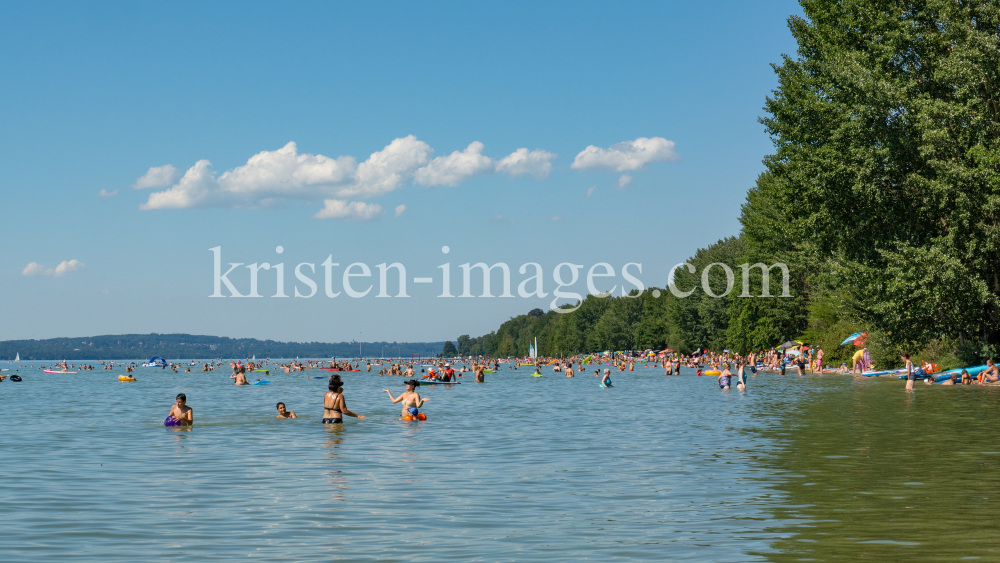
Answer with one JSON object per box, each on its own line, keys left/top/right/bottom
{"left": 3, "top": 364, "right": 999, "bottom": 560}
{"left": 754, "top": 377, "right": 1000, "bottom": 561}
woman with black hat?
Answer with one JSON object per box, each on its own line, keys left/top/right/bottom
{"left": 383, "top": 379, "right": 428, "bottom": 420}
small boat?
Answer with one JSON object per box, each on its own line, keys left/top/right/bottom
{"left": 118, "top": 375, "right": 136, "bottom": 382}
{"left": 142, "top": 357, "right": 168, "bottom": 368}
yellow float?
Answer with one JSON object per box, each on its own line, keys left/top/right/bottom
{"left": 703, "top": 370, "right": 721, "bottom": 376}
{"left": 118, "top": 375, "right": 136, "bottom": 382}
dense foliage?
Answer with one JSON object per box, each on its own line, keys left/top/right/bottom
{"left": 454, "top": 0, "right": 1000, "bottom": 368}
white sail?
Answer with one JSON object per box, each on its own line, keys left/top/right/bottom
{"left": 15, "top": 353, "right": 19, "bottom": 362}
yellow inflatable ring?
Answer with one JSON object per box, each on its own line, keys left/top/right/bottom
{"left": 704, "top": 370, "right": 721, "bottom": 376}
{"left": 118, "top": 375, "right": 136, "bottom": 382}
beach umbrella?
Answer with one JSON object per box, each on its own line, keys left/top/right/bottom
{"left": 840, "top": 332, "right": 867, "bottom": 346}
{"left": 778, "top": 341, "right": 801, "bottom": 350}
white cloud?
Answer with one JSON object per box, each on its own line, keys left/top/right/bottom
{"left": 571, "top": 137, "right": 679, "bottom": 172}
{"left": 414, "top": 142, "right": 493, "bottom": 187}
{"left": 218, "top": 141, "right": 357, "bottom": 197}
{"left": 348, "top": 136, "right": 432, "bottom": 197}
{"left": 54, "top": 260, "right": 85, "bottom": 276}
{"left": 139, "top": 138, "right": 434, "bottom": 210}
{"left": 22, "top": 262, "right": 47, "bottom": 276}
{"left": 551, "top": 215, "right": 562, "bottom": 221}
{"left": 617, "top": 174, "right": 633, "bottom": 189}
{"left": 98, "top": 189, "right": 118, "bottom": 198}
{"left": 138, "top": 137, "right": 558, "bottom": 211}
{"left": 313, "top": 199, "right": 384, "bottom": 221}
{"left": 394, "top": 204, "right": 407, "bottom": 218}
{"left": 132, "top": 165, "right": 180, "bottom": 189}
{"left": 586, "top": 186, "right": 596, "bottom": 197}
{"left": 495, "top": 148, "right": 556, "bottom": 179}
{"left": 140, "top": 160, "right": 219, "bottom": 210}
{"left": 22, "top": 259, "right": 85, "bottom": 277}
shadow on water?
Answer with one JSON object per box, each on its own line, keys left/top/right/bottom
{"left": 751, "top": 376, "right": 1000, "bottom": 562}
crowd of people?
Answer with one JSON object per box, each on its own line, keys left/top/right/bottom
{"left": 11, "top": 347, "right": 1000, "bottom": 425}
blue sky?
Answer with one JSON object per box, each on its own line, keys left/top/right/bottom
{"left": 0, "top": 0, "right": 802, "bottom": 343}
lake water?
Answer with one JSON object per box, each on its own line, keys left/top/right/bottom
{"left": 2, "top": 362, "right": 999, "bottom": 561}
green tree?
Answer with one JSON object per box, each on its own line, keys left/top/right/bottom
{"left": 440, "top": 341, "right": 458, "bottom": 357}
{"left": 456, "top": 335, "right": 471, "bottom": 356}
{"left": 759, "top": 0, "right": 1000, "bottom": 358}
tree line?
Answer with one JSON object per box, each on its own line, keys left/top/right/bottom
{"left": 0, "top": 333, "right": 444, "bottom": 361}
{"left": 451, "top": 0, "right": 1000, "bottom": 370}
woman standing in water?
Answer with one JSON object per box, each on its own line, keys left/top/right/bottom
{"left": 600, "top": 368, "right": 613, "bottom": 388}
{"left": 735, "top": 357, "right": 747, "bottom": 390}
{"left": 324, "top": 375, "right": 365, "bottom": 423}
{"left": 903, "top": 353, "right": 915, "bottom": 391}
{"left": 718, "top": 364, "right": 733, "bottom": 390}
{"left": 233, "top": 365, "right": 250, "bottom": 385}
{"left": 383, "top": 379, "right": 428, "bottom": 419}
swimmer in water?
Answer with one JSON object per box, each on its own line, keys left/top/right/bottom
{"left": 234, "top": 366, "right": 250, "bottom": 385}
{"left": 718, "top": 364, "right": 732, "bottom": 390}
{"left": 166, "top": 393, "right": 193, "bottom": 426}
{"left": 323, "top": 375, "right": 365, "bottom": 424}
{"left": 600, "top": 369, "right": 613, "bottom": 388}
{"left": 276, "top": 402, "right": 297, "bottom": 418}
{"left": 383, "top": 379, "right": 428, "bottom": 419}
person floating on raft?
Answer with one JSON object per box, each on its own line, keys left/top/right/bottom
{"left": 383, "top": 379, "right": 428, "bottom": 420}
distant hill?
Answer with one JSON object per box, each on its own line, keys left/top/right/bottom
{"left": 0, "top": 333, "right": 445, "bottom": 361}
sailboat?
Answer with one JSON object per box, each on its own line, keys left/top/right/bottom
{"left": 15, "top": 353, "right": 19, "bottom": 362}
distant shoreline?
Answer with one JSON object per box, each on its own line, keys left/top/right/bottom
{"left": 0, "top": 332, "right": 445, "bottom": 361}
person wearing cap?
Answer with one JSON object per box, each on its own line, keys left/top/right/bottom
{"left": 443, "top": 363, "right": 456, "bottom": 381}
{"left": 383, "top": 380, "right": 428, "bottom": 419}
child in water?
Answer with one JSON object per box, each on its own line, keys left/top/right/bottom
{"left": 166, "top": 393, "right": 193, "bottom": 426}
{"left": 276, "top": 402, "right": 297, "bottom": 418}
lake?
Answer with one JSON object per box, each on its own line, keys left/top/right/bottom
{"left": 2, "top": 362, "right": 998, "bottom": 561}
